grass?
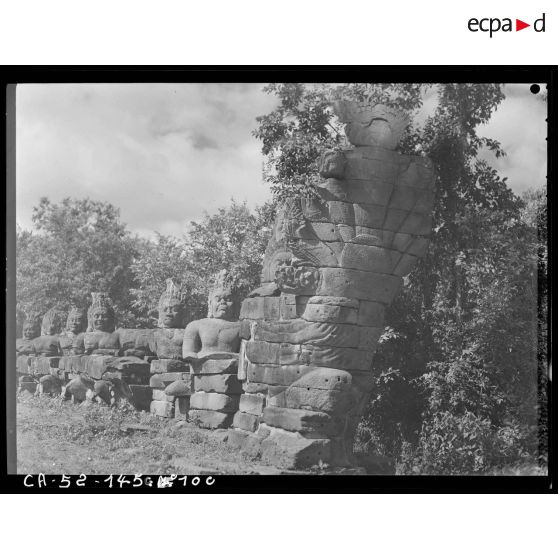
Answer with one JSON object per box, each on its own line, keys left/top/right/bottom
{"left": 16, "top": 392, "right": 268, "bottom": 475}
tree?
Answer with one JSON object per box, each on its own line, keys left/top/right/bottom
{"left": 16, "top": 197, "right": 140, "bottom": 325}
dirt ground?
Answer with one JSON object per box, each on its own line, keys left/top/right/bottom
{"left": 16, "top": 393, "right": 290, "bottom": 475}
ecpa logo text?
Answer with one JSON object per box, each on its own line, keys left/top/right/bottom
{"left": 468, "top": 13, "right": 545, "bottom": 37}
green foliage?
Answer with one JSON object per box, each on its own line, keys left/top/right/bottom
{"left": 16, "top": 197, "right": 141, "bottom": 325}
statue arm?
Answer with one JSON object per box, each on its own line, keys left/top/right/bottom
{"left": 182, "top": 321, "right": 201, "bottom": 360}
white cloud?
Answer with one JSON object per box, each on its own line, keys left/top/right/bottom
{"left": 16, "top": 82, "right": 547, "bottom": 238}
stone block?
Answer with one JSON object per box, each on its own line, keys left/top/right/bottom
{"left": 340, "top": 243, "right": 400, "bottom": 274}
{"left": 164, "top": 379, "right": 192, "bottom": 397}
{"left": 245, "top": 341, "right": 301, "bottom": 365}
{"left": 174, "top": 396, "right": 190, "bottom": 419}
{"left": 85, "top": 355, "right": 119, "bottom": 380}
{"left": 239, "top": 393, "right": 266, "bottom": 415}
{"left": 150, "top": 359, "right": 189, "bottom": 374}
{"left": 399, "top": 212, "right": 432, "bottom": 236}
{"left": 284, "top": 386, "right": 354, "bottom": 414}
{"left": 308, "top": 221, "right": 342, "bottom": 242}
{"left": 357, "top": 301, "right": 386, "bottom": 327}
{"left": 343, "top": 155, "right": 401, "bottom": 182}
{"left": 233, "top": 412, "right": 260, "bottom": 432}
{"left": 193, "top": 373, "right": 242, "bottom": 394}
{"left": 291, "top": 368, "right": 353, "bottom": 391}
{"left": 38, "top": 374, "right": 62, "bottom": 396}
{"left": 129, "top": 385, "right": 152, "bottom": 411}
{"left": 260, "top": 429, "right": 331, "bottom": 469}
{"left": 252, "top": 320, "right": 361, "bottom": 348}
{"left": 279, "top": 294, "right": 298, "bottom": 320}
{"left": 262, "top": 406, "right": 344, "bottom": 437}
{"left": 152, "top": 389, "right": 176, "bottom": 402}
{"left": 188, "top": 409, "right": 233, "bottom": 429}
{"left": 320, "top": 178, "right": 393, "bottom": 205}
{"left": 149, "top": 372, "right": 187, "bottom": 388}
{"left": 240, "top": 297, "right": 280, "bottom": 321}
{"left": 407, "top": 237, "right": 430, "bottom": 257}
{"left": 246, "top": 362, "right": 306, "bottom": 386}
{"left": 150, "top": 400, "right": 174, "bottom": 418}
{"left": 267, "top": 386, "right": 287, "bottom": 407}
{"left": 392, "top": 253, "right": 418, "bottom": 276}
{"left": 398, "top": 159, "right": 435, "bottom": 190}
{"left": 318, "top": 268, "right": 402, "bottom": 303}
{"left": 102, "top": 370, "right": 149, "bottom": 385}
{"left": 227, "top": 428, "right": 251, "bottom": 448}
{"left": 243, "top": 381, "right": 270, "bottom": 394}
{"left": 358, "top": 326, "right": 383, "bottom": 351}
{"left": 327, "top": 200, "right": 355, "bottom": 225}
{"left": 192, "top": 358, "right": 238, "bottom": 376}
{"left": 19, "top": 381, "right": 38, "bottom": 395}
{"left": 352, "top": 203, "right": 386, "bottom": 229}
{"left": 190, "top": 392, "right": 240, "bottom": 413}
{"left": 300, "top": 345, "right": 373, "bottom": 371}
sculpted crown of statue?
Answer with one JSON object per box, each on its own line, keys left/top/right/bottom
{"left": 41, "top": 307, "right": 67, "bottom": 336}
{"left": 87, "top": 292, "right": 116, "bottom": 332}
{"left": 157, "top": 278, "right": 186, "bottom": 328}
{"left": 333, "top": 101, "right": 409, "bottom": 149}
{"left": 207, "top": 270, "right": 239, "bottom": 320}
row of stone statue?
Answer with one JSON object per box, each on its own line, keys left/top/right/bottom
{"left": 16, "top": 101, "right": 438, "bottom": 471}
{"left": 17, "top": 273, "right": 240, "bottom": 362}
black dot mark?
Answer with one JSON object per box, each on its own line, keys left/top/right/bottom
{"left": 530, "top": 84, "right": 541, "bottom": 94}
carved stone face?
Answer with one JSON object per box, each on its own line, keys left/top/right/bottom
{"left": 209, "top": 288, "right": 235, "bottom": 320}
{"left": 91, "top": 309, "right": 113, "bottom": 332}
{"left": 160, "top": 301, "right": 183, "bottom": 328}
{"left": 23, "top": 321, "right": 40, "bottom": 340}
{"left": 67, "top": 310, "right": 86, "bottom": 334}
{"left": 43, "top": 322, "right": 57, "bottom": 335}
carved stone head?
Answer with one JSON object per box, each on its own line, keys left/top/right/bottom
{"left": 207, "top": 270, "right": 239, "bottom": 321}
{"left": 22, "top": 312, "right": 41, "bottom": 340}
{"left": 66, "top": 306, "right": 87, "bottom": 335}
{"left": 41, "top": 307, "right": 67, "bottom": 336}
{"left": 87, "top": 292, "right": 116, "bottom": 332}
{"left": 157, "top": 279, "right": 186, "bottom": 328}
{"left": 333, "top": 101, "right": 409, "bottom": 149}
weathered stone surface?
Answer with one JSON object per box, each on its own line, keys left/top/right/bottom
{"left": 340, "top": 243, "right": 401, "bottom": 274}
{"left": 300, "top": 345, "right": 373, "bottom": 371}
{"left": 399, "top": 212, "right": 432, "bottom": 236}
{"left": 290, "top": 368, "right": 353, "bottom": 391}
{"left": 352, "top": 203, "right": 387, "bottom": 229}
{"left": 252, "top": 320, "right": 362, "bottom": 348}
{"left": 190, "top": 392, "right": 240, "bottom": 413}
{"left": 260, "top": 429, "right": 331, "bottom": 469}
{"left": 262, "top": 406, "right": 344, "bottom": 437}
{"left": 152, "top": 389, "right": 175, "bottom": 402}
{"left": 233, "top": 412, "right": 260, "bottom": 432}
{"left": 393, "top": 253, "right": 418, "bottom": 276}
{"left": 302, "top": 303, "right": 358, "bottom": 324}
{"left": 357, "top": 301, "right": 386, "bottom": 327}
{"left": 240, "top": 296, "right": 280, "bottom": 321}
{"left": 64, "top": 376, "right": 95, "bottom": 403}
{"left": 227, "top": 428, "right": 251, "bottom": 448}
{"left": 150, "top": 359, "right": 189, "bottom": 374}
{"left": 191, "top": 358, "right": 238, "bottom": 376}
{"left": 243, "top": 381, "right": 270, "bottom": 394}
{"left": 38, "top": 374, "right": 62, "bottom": 396}
{"left": 193, "top": 373, "right": 242, "bottom": 394}
{"left": 150, "top": 400, "right": 174, "bottom": 418}
{"left": 174, "top": 396, "right": 190, "bottom": 419}
{"left": 245, "top": 341, "right": 301, "bottom": 366}
{"left": 102, "top": 369, "right": 149, "bottom": 385}
{"left": 357, "top": 326, "right": 383, "bottom": 350}
{"left": 188, "top": 409, "right": 233, "bottom": 429}
{"left": 85, "top": 355, "right": 150, "bottom": 380}
{"left": 239, "top": 393, "right": 266, "bottom": 415}
{"left": 284, "top": 385, "right": 354, "bottom": 414}
{"left": 129, "top": 385, "right": 152, "bottom": 411}
{"left": 19, "top": 381, "right": 38, "bottom": 395}
{"left": 320, "top": 178, "right": 394, "bottom": 205}
{"left": 246, "top": 363, "right": 307, "bottom": 386}
{"left": 164, "top": 379, "right": 192, "bottom": 397}
{"left": 318, "top": 268, "right": 402, "bottom": 303}
{"left": 149, "top": 372, "right": 187, "bottom": 388}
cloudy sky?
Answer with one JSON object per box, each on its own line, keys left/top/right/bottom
{"left": 16, "top": 83, "right": 547, "bottom": 239}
